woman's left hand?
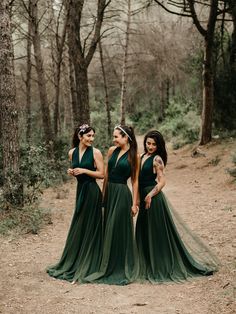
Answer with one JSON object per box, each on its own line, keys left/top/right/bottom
{"left": 131, "top": 205, "right": 139, "bottom": 217}
{"left": 144, "top": 194, "right": 152, "bottom": 209}
{"left": 73, "top": 167, "right": 87, "bottom": 176}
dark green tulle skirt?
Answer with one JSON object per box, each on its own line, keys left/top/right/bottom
{"left": 85, "top": 182, "right": 139, "bottom": 285}
{"left": 136, "top": 186, "right": 218, "bottom": 283}
{"left": 47, "top": 180, "right": 103, "bottom": 282}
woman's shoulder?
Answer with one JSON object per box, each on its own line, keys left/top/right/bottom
{"left": 107, "top": 146, "right": 117, "bottom": 156}
{"left": 92, "top": 147, "right": 103, "bottom": 158}
{"left": 68, "top": 147, "right": 76, "bottom": 160}
{"left": 153, "top": 155, "right": 164, "bottom": 168}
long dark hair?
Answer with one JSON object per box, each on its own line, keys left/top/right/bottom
{"left": 72, "top": 124, "right": 95, "bottom": 147}
{"left": 144, "top": 130, "right": 167, "bottom": 166}
{"left": 115, "top": 125, "right": 138, "bottom": 181}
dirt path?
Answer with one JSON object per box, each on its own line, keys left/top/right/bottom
{"left": 0, "top": 138, "right": 235, "bottom": 314}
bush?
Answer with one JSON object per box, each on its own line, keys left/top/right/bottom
{"left": 0, "top": 204, "right": 51, "bottom": 235}
{"left": 159, "top": 99, "right": 200, "bottom": 148}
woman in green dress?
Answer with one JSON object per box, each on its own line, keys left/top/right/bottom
{"left": 136, "top": 130, "right": 218, "bottom": 283}
{"left": 47, "top": 124, "right": 104, "bottom": 283}
{"left": 85, "top": 125, "right": 139, "bottom": 285}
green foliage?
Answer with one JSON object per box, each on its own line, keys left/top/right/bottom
{"left": 19, "top": 140, "right": 70, "bottom": 205}
{"left": 232, "top": 151, "right": 236, "bottom": 165}
{"left": 91, "top": 106, "right": 120, "bottom": 153}
{"left": 226, "top": 151, "right": 236, "bottom": 181}
{"left": 208, "top": 155, "right": 221, "bottom": 166}
{"left": 130, "top": 109, "right": 160, "bottom": 134}
{"left": 159, "top": 99, "right": 200, "bottom": 148}
{"left": 0, "top": 204, "right": 51, "bottom": 235}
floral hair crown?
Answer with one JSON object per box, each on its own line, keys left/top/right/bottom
{"left": 78, "top": 124, "right": 90, "bottom": 134}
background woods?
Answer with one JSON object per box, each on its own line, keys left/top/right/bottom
{"left": 0, "top": 0, "right": 236, "bottom": 210}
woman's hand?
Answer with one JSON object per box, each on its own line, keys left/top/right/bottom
{"left": 144, "top": 193, "right": 152, "bottom": 209}
{"left": 67, "top": 168, "right": 74, "bottom": 176}
{"left": 73, "top": 167, "right": 87, "bottom": 176}
{"left": 131, "top": 205, "right": 139, "bottom": 217}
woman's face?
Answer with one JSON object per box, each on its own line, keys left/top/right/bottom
{"left": 113, "top": 129, "right": 128, "bottom": 147}
{"left": 145, "top": 137, "right": 157, "bottom": 154}
{"left": 79, "top": 130, "right": 95, "bottom": 146}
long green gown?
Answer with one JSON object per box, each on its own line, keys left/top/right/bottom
{"left": 136, "top": 154, "right": 218, "bottom": 283}
{"left": 47, "top": 146, "right": 103, "bottom": 282}
{"left": 85, "top": 147, "right": 139, "bottom": 285}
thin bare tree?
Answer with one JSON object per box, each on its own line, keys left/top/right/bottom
{"left": 120, "top": 0, "right": 131, "bottom": 125}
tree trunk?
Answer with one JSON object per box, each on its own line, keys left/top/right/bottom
{"left": 229, "top": 2, "right": 236, "bottom": 70}
{"left": 99, "top": 40, "right": 111, "bottom": 136}
{"left": 166, "top": 78, "right": 170, "bottom": 105}
{"left": 48, "top": 0, "right": 68, "bottom": 137}
{"left": 120, "top": 0, "right": 131, "bottom": 125}
{"left": 30, "top": 0, "right": 54, "bottom": 155}
{"left": 200, "top": 39, "right": 214, "bottom": 144}
{"left": 68, "top": 55, "right": 79, "bottom": 126}
{"left": 199, "top": 0, "right": 218, "bottom": 145}
{"left": 67, "top": 0, "right": 108, "bottom": 126}
{"left": 74, "top": 61, "right": 90, "bottom": 124}
{"left": 26, "top": 9, "right": 32, "bottom": 144}
{"left": 0, "top": 0, "right": 23, "bottom": 207}
{"left": 61, "top": 61, "right": 73, "bottom": 130}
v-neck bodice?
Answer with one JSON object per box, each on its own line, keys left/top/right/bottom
{"left": 72, "top": 146, "right": 96, "bottom": 184}
{"left": 108, "top": 147, "right": 131, "bottom": 184}
{"left": 139, "top": 154, "right": 156, "bottom": 188}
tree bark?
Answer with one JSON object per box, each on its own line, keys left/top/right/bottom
{"left": 67, "top": 0, "right": 108, "bottom": 125}
{"left": 99, "top": 40, "right": 111, "bottom": 136}
{"left": 68, "top": 55, "right": 79, "bottom": 126}
{"left": 120, "top": 0, "right": 131, "bottom": 125}
{"left": 30, "top": 0, "right": 54, "bottom": 155}
{"left": 199, "top": 0, "right": 218, "bottom": 145}
{"left": 229, "top": 1, "right": 236, "bottom": 70}
{"left": 48, "top": 0, "right": 68, "bottom": 137}
{"left": 26, "top": 7, "right": 32, "bottom": 144}
{"left": 0, "top": 0, "right": 23, "bottom": 206}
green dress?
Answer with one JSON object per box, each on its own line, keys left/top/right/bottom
{"left": 136, "top": 154, "right": 218, "bottom": 283}
{"left": 47, "top": 146, "right": 103, "bottom": 283}
{"left": 85, "top": 147, "right": 138, "bottom": 285}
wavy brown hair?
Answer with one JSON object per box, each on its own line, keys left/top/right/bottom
{"left": 115, "top": 125, "right": 138, "bottom": 181}
{"left": 143, "top": 130, "right": 167, "bottom": 166}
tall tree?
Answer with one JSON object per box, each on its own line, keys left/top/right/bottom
{"left": 120, "top": 0, "right": 131, "bottom": 125}
{"left": 0, "top": 0, "right": 23, "bottom": 206}
{"left": 67, "top": 0, "right": 110, "bottom": 125}
{"left": 22, "top": 0, "right": 54, "bottom": 155}
{"left": 228, "top": 0, "right": 236, "bottom": 70}
{"left": 47, "top": 0, "right": 68, "bottom": 137}
{"left": 99, "top": 39, "right": 111, "bottom": 136}
{"left": 25, "top": 4, "right": 32, "bottom": 144}
{"left": 153, "top": 0, "right": 226, "bottom": 144}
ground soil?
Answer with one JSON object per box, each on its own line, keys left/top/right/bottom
{"left": 0, "top": 137, "right": 235, "bottom": 314}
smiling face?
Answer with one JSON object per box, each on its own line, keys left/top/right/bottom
{"left": 79, "top": 130, "right": 95, "bottom": 147}
{"left": 145, "top": 137, "right": 157, "bottom": 155}
{"left": 113, "top": 129, "right": 128, "bottom": 147}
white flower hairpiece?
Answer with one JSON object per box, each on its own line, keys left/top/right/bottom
{"left": 79, "top": 124, "right": 90, "bottom": 134}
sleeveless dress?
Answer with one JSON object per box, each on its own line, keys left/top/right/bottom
{"left": 135, "top": 154, "right": 218, "bottom": 283}
{"left": 47, "top": 146, "right": 103, "bottom": 282}
{"left": 85, "top": 147, "right": 138, "bottom": 285}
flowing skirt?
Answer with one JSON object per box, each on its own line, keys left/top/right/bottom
{"left": 136, "top": 186, "right": 218, "bottom": 283}
{"left": 85, "top": 182, "right": 139, "bottom": 285}
{"left": 47, "top": 180, "right": 103, "bottom": 282}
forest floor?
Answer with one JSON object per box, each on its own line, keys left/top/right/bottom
{"left": 0, "top": 136, "right": 235, "bottom": 314}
